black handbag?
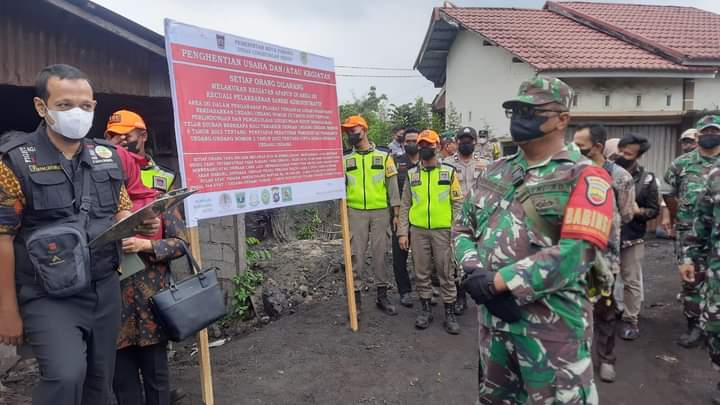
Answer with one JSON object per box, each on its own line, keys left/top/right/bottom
{"left": 150, "top": 242, "right": 227, "bottom": 341}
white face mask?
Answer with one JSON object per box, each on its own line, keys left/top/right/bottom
{"left": 46, "top": 107, "right": 94, "bottom": 140}
{"left": 478, "top": 137, "right": 488, "bottom": 145}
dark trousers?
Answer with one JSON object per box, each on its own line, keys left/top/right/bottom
{"left": 593, "top": 282, "right": 618, "bottom": 365}
{"left": 391, "top": 229, "right": 412, "bottom": 295}
{"left": 113, "top": 343, "right": 170, "bottom": 405}
{"left": 19, "top": 274, "right": 121, "bottom": 405}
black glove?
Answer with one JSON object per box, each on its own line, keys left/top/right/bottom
{"left": 461, "top": 270, "right": 496, "bottom": 305}
{"left": 485, "top": 293, "right": 522, "bottom": 323}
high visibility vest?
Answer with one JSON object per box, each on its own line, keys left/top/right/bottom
{"left": 408, "top": 164, "right": 455, "bottom": 229}
{"left": 141, "top": 162, "right": 175, "bottom": 192}
{"left": 344, "top": 148, "right": 390, "bottom": 210}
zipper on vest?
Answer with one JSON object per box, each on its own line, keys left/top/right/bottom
{"left": 426, "top": 170, "right": 431, "bottom": 229}
{"left": 362, "top": 155, "right": 367, "bottom": 209}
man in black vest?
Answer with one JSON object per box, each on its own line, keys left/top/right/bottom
{"left": 0, "top": 64, "right": 159, "bottom": 405}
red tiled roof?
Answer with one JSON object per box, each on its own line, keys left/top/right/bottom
{"left": 441, "top": 7, "right": 708, "bottom": 72}
{"left": 551, "top": 1, "right": 720, "bottom": 62}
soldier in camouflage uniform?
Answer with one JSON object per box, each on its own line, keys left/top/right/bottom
{"left": 680, "top": 115, "right": 720, "bottom": 405}
{"left": 665, "top": 115, "right": 720, "bottom": 348}
{"left": 453, "top": 76, "right": 614, "bottom": 404}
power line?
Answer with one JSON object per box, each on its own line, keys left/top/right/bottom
{"left": 336, "top": 65, "right": 415, "bottom": 71}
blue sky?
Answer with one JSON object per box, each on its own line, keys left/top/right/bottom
{"left": 95, "top": 0, "right": 720, "bottom": 105}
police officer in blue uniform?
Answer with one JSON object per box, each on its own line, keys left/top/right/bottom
{"left": 0, "top": 64, "right": 159, "bottom": 405}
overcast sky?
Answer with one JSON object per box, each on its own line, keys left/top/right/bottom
{"left": 95, "top": 0, "right": 720, "bottom": 106}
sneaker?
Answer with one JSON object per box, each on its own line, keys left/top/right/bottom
{"left": 619, "top": 320, "right": 640, "bottom": 341}
{"left": 599, "top": 363, "right": 616, "bottom": 383}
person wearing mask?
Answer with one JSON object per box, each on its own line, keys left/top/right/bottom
{"left": 574, "top": 124, "right": 634, "bottom": 383}
{"left": 398, "top": 129, "right": 463, "bottom": 334}
{"left": 442, "top": 126, "right": 490, "bottom": 316}
{"left": 387, "top": 125, "right": 405, "bottom": 157}
{"left": 680, "top": 115, "right": 720, "bottom": 405}
{"left": 439, "top": 131, "right": 457, "bottom": 160}
{"left": 0, "top": 64, "right": 159, "bottom": 405}
{"left": 680, "top": 128, "right": 699, "bottom": 155}
{"left": 390, "top": 128, "right": 420, "bottom": 308}
{"left": 105, "top": 110, "right": 188, "bottom": 405}
{"left": 475, "top": 129, "right": 502, "bottom": 161}
{"left": 342, "top": 115, "right": 401, "bottom": 319}
{"left": 454, "top": 76, "right": 611, "bottom": 403}
{"left": 614, "top": 133, "right": 659, "bottom": 340}
{"left": 667, "top": 115, "right": 720, "bottom": 348}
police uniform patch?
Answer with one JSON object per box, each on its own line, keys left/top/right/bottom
{"left": 345, "top": 158, "right": 357, "bottom": 170}
{"left": 585, "top": 176, "right": 610, "bottom": 206}
{"left": 153, "top": 176, "right": 167, "bottom": 191}
{"left": 439, "top": 171, "right": 450, "bottom": 182}
{"left": 372, "top": 156, "right": 384, "bottom": 167}
{"left": 95, "top": 146, "right": 113, "bottom": 159}
{"left": 410, "top": 172, "right": 421, "bottom": 186}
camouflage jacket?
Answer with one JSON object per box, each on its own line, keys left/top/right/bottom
{"left": 665, "top": 149, "right": 719, "bottom": 262}
{"left": 452, "top": 146, "right": 615, "bottom": 341}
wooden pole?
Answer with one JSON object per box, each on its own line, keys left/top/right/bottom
{"left": 189, "top": 227, "right": 214, "bottom": 405}
{"left": 339, "top": 199, "right": 358, "bottom": 331}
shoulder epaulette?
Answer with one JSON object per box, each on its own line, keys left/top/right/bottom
{"left": 375, "top": 146, "right": 390, "bottom": 154}
{"left": 0, "top": 133, "right": 29, "bottom": 154}
{"left": 343, "top": 148, "right": 353, "bottom": 156}
{"left": 91, "top": 138, "right": 117, "bottom": 148}
{"left": 440, "top": 162, "right": 456, "bottom": 172}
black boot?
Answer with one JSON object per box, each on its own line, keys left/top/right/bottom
{"left": 678, "top": 318, "right": 705, "bottom": 348}
{"left": 400, "top": 292, "right": 413, "bottom": 308}
{"left": 415, "top": 298, "right": 433, "bottom": 329}
{"left": 444, "top": 303, "right": 461, "bottom": 335}
{"left": 454, "top": 284, "right": 467, "bottom": 316}
{"left": 376, "top": 286, "right": 398, "bottom": 316}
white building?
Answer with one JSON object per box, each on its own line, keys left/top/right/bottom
{"left": 416, "top": 1, "right": 720, "bottom": 178}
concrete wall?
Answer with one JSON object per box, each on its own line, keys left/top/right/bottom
{"left": 563, "top": 77, "right": 683, "bottom": 113}
{"left": 694, "top": 77, "right": 720, "bottom": 111}
{"left": 445, "top": 30, "right": 535, "bottom": 138}
{"left": 196, "top": 215, "right": 247, "bottom": 301}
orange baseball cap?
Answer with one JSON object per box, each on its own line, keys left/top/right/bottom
{"left": 106, "top": 110, "right": 147, "bottom": 134}
{"left": 341, "top": 115, "right": 368, "bottom": 130}
{"left": 417, "top": 129, "right": 440, "bottom": 145}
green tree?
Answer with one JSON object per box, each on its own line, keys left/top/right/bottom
{"left": 388, "top": 97, "right": 432, "bottom": 131}
{"left": 445, "top": 102, "right": 461, "bottom": 132}
{"left": 339, "top": 86, "right": 391, "bottom": 146}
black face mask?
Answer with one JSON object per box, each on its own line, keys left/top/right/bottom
{"left": 579, "top": 147, "right": 592, "bottom": 157}
{"left": 404, "top": 143, "right": 418, "bottom": 156}
{"left": 126, "top": 140, "right": 140, "bottom": 154}
{"left": 699, "top": 133, "right": 720, "bottom": 149}
{"left": 614, "top": 156, "right": 634, "bottom": 170}
{"left": 509, "top": 115, "right": 549, "bottom": 142}
{"left": 458, "top": 143, "right": 474, "bottom": 156}
{"left": 347, "top": 132, "right": 362, "bottom": 146}
{"left": 419, "top": 147, "right": 436, "bottom": 161}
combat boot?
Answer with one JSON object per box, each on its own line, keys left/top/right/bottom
{"left": 454, "top": 284, "right": 467, "bottom": 316}
{"left": 376, "top": 286, "right": 398, "bottom": 316}
{"left": 444, "top": 303, "right": 461, "bottom": 335}
{"left": 415, "top": 298, "right": 433, "bottom": 329}
{"left": 678, "top": 318, "right": 705, "bottom": 348}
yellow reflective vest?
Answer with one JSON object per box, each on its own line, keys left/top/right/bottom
{"left": 140, "top": 158, "right": 176, "bottom": 192}
{"left": 408, "top": 163, "right": 456, "bottom": 229}
{"left": 344, "top": 147, "right": 394, "bottom": 210}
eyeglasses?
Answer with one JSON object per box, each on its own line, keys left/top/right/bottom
{"left": 505, "top": 105, "right": 565, "bottom": 119}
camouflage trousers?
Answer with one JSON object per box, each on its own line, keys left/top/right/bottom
{"left": 477, "top": 325, "right": 597, "bottom": 405}
{"left": 677, "top": 231, "right": 704, "bottom": 321}
{"left": 702, "top": 270, "right": 720, "bottom": 369}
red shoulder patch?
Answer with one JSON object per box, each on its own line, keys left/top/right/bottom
{"left": 560, "top": 166, "right": 614, "bottom": 249}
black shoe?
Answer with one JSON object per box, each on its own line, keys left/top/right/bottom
{"left": 678, "top": 319, "right": 705, "bottom": 349}
{"left": 400, "top": 293, "right": 413, "bottom": 308}
{"left": 454, "top": 289, "right": 467, "bottom": 316}
{"left": 376, "top": 287, "right": 398, "bottom": 316}
{"left": 619, "top": 320, "right": 640, "bottom": 341}
{"left": 444, "top": 303, "right": 461, "bottom": 335}
{"left": 171, "top": 388, "right": 187, "bottom": 404}
{"left": 415, "top": 299, "right": 433, "bottom": 329}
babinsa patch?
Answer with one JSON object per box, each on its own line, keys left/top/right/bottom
{"left": 585, "top": 176, "right": 610, "bottom": 206}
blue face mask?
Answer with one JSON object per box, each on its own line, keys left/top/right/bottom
{"left": 510, "top": 114, "right": 549, "bottom": 143}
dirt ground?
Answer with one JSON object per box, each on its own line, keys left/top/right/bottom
{"left": 2, "top": 238, "right": 717, "bottom": 404}
{"left": 169, "top": 238, "right": 716, "bottom": 405}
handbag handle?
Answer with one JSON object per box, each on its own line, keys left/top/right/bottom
{"left": 179, "top": 241, "right": 201, "bottom": 276}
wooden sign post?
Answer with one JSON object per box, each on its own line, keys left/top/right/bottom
{"left": 339, "top": 199, "right": 358, "bottom": 331}
{"left": 189, "top": 227, "right": 214, "bottom": 405}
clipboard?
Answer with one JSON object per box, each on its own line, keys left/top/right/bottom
{"left": 90, "top": 188, "right": 197, "bottom": 248}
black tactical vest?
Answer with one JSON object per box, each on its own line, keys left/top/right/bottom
{"left": 1, "top": 125, "right": 124, "bottom": 286}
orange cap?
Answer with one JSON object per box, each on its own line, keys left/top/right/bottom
{"left": 106, "top": 110, "right": 147, "bottom": 134}
{"left": 417, "top": 129, "right": 440, "bottom": 145}
{"left": 341, "top": 115, "right": 368, "bottom": 130}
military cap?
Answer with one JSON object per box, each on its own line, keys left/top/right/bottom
{"left": 502, "top": 75, "right": 574, "bottom": 110}
{"left": 696, "top": 115, "right": 720, "bottom": 131}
